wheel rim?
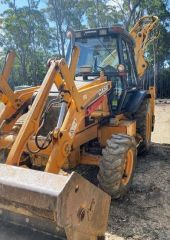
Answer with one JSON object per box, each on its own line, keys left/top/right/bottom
{"left": 146, "top": 112, "right": 151, "bottom": 143}
{"left": 122, "top": 149, "right": 134, "bottom": 186}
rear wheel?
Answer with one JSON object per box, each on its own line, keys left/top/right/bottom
{"left": 97, "top": 134, "right": 136, "bottom": 199}
{"left": 135, "top": 98, "right": 152, "bottom": 154}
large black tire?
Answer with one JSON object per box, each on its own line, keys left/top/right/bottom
{"left": 97, "top": 134, "right": 136, "bottom": 199}
{"left": 134, "top": 98, "right": 152, "bottom": 154}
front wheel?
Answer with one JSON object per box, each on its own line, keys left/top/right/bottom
{"left": 97, "top": 134, "right": 136, "bottom": 199}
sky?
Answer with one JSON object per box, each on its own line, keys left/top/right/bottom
{"left": 0, "top": 0, "right": 46, "bottom": 14}
{"left": 0, "top": 0, "right": 170, "bottom": 20}
{"left": 0, "top": 0, "right": 170, "bottom": 14}
{"left": 0, "top": 0, "right": 169, "bottom": 14}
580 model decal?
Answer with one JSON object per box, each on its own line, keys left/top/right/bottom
{"left": 84, "top": 82, "right": 111, "bottom": 110}
{"left": 83, "top": 83, "right": 111, "bottom": 115}
{"left": 97, "top": 84, "right": 109, "bottom": 97}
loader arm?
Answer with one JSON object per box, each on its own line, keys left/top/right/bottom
{"left": 130, "top": 16, "right": 159, "bottom": 78}
{"left": 0, "top": 51, "right": 39, "bottom": 133}
{"left": 0, "top": 51, "right": 18, "bottom": 108}
{"left": 6, "top": 46, "right": 112, "bottom": 174}
{"left": 0, "top": 49, "right": 111, "bottom": 240}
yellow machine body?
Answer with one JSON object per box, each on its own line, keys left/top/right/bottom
{"left": 0, "top": 16, "right": 159, "bottom": 239}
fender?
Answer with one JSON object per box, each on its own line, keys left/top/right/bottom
{"left": 120, "top": 89, "right": 149, "bottom": 113}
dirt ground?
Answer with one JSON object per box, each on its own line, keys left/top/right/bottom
{"left": 0, "top": 103, "right": 170, "bottom": 240}
{"left": 106, "top": 103, "right": 170, "bottom": 240}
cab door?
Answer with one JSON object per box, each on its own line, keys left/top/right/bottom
{"left": 117, "top": 38, "right": 147, "bottom": 114}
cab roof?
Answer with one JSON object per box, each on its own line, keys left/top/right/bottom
{"left": 75, "top": 26, "right": 134, "bottom": 46}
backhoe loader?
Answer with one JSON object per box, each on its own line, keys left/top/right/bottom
{"left": 0, "top": 16, "right": 159, "bottom": 239}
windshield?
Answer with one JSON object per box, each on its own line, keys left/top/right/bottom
{"left": 66, "top": 36, "right": 119, "bottom": 75}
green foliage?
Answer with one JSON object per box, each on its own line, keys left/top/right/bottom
{"left": 45, "top": 0, "right": 91, "bottom": 56}
{"left": 0, "top": 0, "right": 51, "bottom": 86}
{"left": 0, "top": 0, "right": 169, "bottom": 97}
{"left": 85, "top": 0, "right": 117, "bottom": 28}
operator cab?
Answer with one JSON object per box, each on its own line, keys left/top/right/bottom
{"left": 66, "top": 27, "right": 144, "bottom": 115}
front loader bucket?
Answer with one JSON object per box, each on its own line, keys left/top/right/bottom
{"left": 0, "top": 164, "right": 110, "bottom": 239}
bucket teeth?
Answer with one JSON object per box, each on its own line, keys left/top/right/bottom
{"left": 0, "top": 164, "right": 110, "bottom": 239}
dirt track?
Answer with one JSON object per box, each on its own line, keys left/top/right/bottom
{"left": 0, "top": 103, "right": 170, "bottom": 240}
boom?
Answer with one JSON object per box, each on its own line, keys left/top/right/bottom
{"left": 130, "top": 16, "right": 159, "bottom": 78}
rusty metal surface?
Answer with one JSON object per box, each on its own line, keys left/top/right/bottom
{"left": 0, "top": 164, "right": 111, "bottom": 239}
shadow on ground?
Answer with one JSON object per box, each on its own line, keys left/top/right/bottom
{"left": 0, "top": 221, "right": 60, "bottom": 240}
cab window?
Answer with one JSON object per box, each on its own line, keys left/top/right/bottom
{"left": 122, "top": 40, "right": 137, "bottom": 87}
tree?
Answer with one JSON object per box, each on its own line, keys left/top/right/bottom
{"left": 108, "top": 0, "right": 170, "bottom": 97}
{"left": 0, "top": 0, "right": 169, "bottom": 98}
{"left": 86, "top": 0, "right": 116, "bottom": 28}
{"left": 45, "top": 0, "right": 89, "bottom": 57}
{"left": 0, "top": 0, "right": 51, "bottom": 85}
{"left": 109, "top": 0, "right": 143, "bottom": 30}
{"left": 142, "top": 0, "right": 170, "bottom": 97}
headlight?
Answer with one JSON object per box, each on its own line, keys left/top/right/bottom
{"left": 117, "top": 64, "right": 125, "bottom": 72}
